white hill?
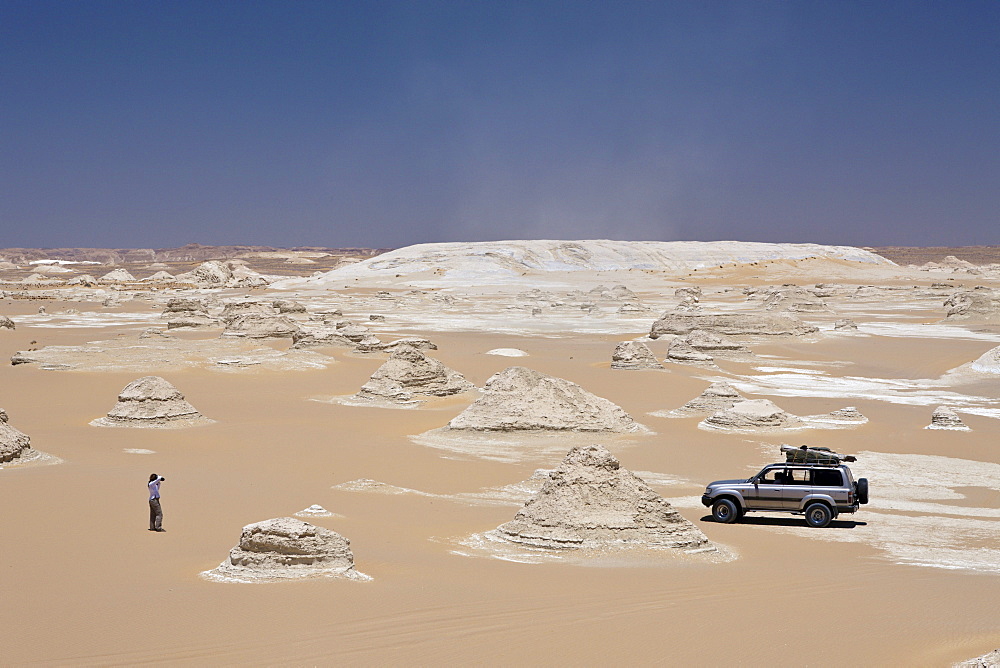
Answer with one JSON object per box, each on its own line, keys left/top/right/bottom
{"left": 273, "top": 240, "right": 895, "bottom": 289}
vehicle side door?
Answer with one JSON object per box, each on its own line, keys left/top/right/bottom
{"left": 750, "top": 466, "right": 786, "bottom": 509}
{"left": 781, "top": 467, "right": 812, "bottom": 509}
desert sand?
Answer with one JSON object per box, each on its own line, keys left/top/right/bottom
{"left": 1, "top": 239, "right": 1000, "bottom": 666}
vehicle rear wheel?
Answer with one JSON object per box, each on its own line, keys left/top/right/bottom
{"left": 856, "top": 478, "right": 869, "bottom": 504}
{"left": 712, "top": 498, "right": 741, "bottom": 524}
{"left": 804, "top": 502, "right": 833, "bottom": 528}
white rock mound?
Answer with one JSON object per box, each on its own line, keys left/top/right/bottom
{"left": 275, "top": 240, "right": 892, "bottom": 287}
{"left": 822, "top": 406, "right": 869, "bottom": 424}
{"left": 354, "top": 345, "right": 474, "bottom": 404}
{"left": 663, "top": 382, "right": 745, "bottom": 417}
{"left": 0, "top": 316, "right": 14, "bottom": 330}
{"left": 91, "top": 376, "right": 213, "bottom": 428}
{"left": 970, "top": 344, "right": 1000, "bottom": 374}
{"left": 447, "top": 367, "right": 646, "bottom": 433}
{"left": 202, "top": 517, "right": 369, "bottom": 582}
{"left": 956, "top": 648, "right": 1000, "bottom": 667}
{"left": 701, "top": 399, "right": 804, "bottom": 432}
{"left": 222, "top": 314, "right": 301, "bottom": 339}
{"left": 493, "top": 445, "right": 713, "bottom": 551}
{"left": 99, "top": 268, "right": 136, "bottom": 283}
{"left": 925, "top": 406, "right": 970, "bottom": 431}
{"left": 943, "top": 288, "right": 1000, "bottom": 322}
{"left": 610, "top": 341, "right": 662, "bottom": 370}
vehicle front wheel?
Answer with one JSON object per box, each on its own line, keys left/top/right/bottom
{"left": 712, "top": 498, "right": 741, "bottom": 524}
{"left": 804, "top": 502, "right": 833, "bottom": 528}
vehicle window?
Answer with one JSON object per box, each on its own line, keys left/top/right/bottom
{"left": 786, "top": 469, "right": 811, "bottom": 485}
{"left": 758, "top": 468, "right": 786, "bottom": 484}
{"left": 813, "top": 469, "right": 843, "bottom": 486}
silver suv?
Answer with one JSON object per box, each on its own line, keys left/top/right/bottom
{"left": 701, "top": 454, "right": 869, "bottom": 528}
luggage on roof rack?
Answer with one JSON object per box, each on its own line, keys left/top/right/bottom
{"left": 781, "top": 445, "right": 856, "bottom": 465}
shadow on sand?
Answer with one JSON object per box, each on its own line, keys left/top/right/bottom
{"left": 700, "top": 514, "right": 867, "bottom": 529}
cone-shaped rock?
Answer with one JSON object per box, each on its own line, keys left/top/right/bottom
{"left": 202, "top": 517, "right": 368, "bottom": 582}
{"left": 0, "top": 409, "right": 32, "bottom": 463}
{"left": 925, "top": 405, "right": 970, "bottom": 431}
{"left": 611, "top": 341, "right": 662, "bottom": 370}
{"left": 355, "top": 345, "right": 474, "bottom": 403}
{"left": 676, "top": 382, "right": 744, "bottom": 415}
{"left": 92, "top": 376, "right": 213, "bottom": 428}
{"left": 495, "top": 445, "right": 712, "bottom": 550}
{"left": 701, "top": 399, "right": 803, "bottom": 431}
{"left": 447, "top": 367, "right": 645, "bottom": 432}
{"left": 824, "top": 406, "right": 868, "bottom": 423}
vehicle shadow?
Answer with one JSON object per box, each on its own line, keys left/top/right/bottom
{"left": 700, "top": 515, "right": 867, "bottom": 529}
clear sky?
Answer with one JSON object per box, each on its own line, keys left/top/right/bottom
{"left": 2, "top": 0, "right": 998, "bottom": 249}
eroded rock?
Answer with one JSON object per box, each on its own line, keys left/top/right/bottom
{"left": 494, "top": 445, "right": 713, "bottom": 550}
{"left": 650, "top": 312, "right": 818, "bottom": 338}
{"left": 611, "top": 341, "right": 662, "bottom": 370}
{"left": 925, "top": 406, "right": 970, "bottom": 431}
{"left": 91, "top": 376, "right": 213, "bottom": 428}
{"left": 354, "top": 345, "right": 474, "bottom": 403}
{"left": 701, "top": 399, "right": 803, "bottom": 431}
{"left": 447, "top": 366, "right": 646, "bottom": 432}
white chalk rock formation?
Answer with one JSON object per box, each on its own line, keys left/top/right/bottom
{"left": 761, "top": 285, "right": 830, "bottom": 312}
{"left": 273, "top": 299, "right": 306, "bottom": 314}
{"left": 162, "top": 298, "right": 216, "bottom": 329}
{"left": 291, "top": 326, "right": 354, "bottom": 349}
{"left": 823, "top": 406, "right": 869, "bottom": 424}
{"left": 354, "top": 345, "right": 474, "bottom": 403}
{"left": 834, "top": 319, "right": 859, "bottom": 331}
{"left": 142, "top": 271, "right": 176, "bottom": 282}
{"left": 91, "top": 376, "right": 213, "bottom": 428}
{"left": 671, "top": 382, "right": 745, "bottom": 416}
{"left": 0, "top": 409, "right": 32, "bottom": 463}
{"left": 354, "top": 336, "right": 437, "bottom": 354}
{"left": 220, "top": 300, "right": 276, "bottom": 323}
{"left": 67, "top": 274, "right": 97, "bottom": 286}
{"left": 222, "top": 314, "right": 301, "bottom": 339}
{"left": 294, "top": 504, "right": 334, "bottom": 518}
{"left": 99, "top": 268, "right": 136, "bottom": 283}
{"left": 971, "top": 344, "right": 1000, "bottom": 374}
{"left": 0, "top": 316, "right": 14, "bottom": 330}
{"left": 683, "top": 329, "right": 753, "bottom": 359}
{"left": 202, "top": 517, "right": 368, "bottom": 582}
{"left": 701, "top": 399, "right": 804, "bottom": 431}
{"left": 944, "top": 288, "right": 1000, "bottom": 322}
{"left": 447, "top": 366, "right": 646, "bottom": 432}
{"left": 611, "top": 341, "right": 662, "bottom": 370}
{"left": 956, "top": 648, "right": 1000, "bottom": 667}
{"left": 665, "top": 338, "right": 715, "bottom": 365}
{"left": 650, "top": 312, "right": 818, "bottom": 338}
{"left": 925, "top": 406, "right": 970, "bottom": 431}
{"left": 493, "top": 445, "right": 713, "bottom": 550}
{"left": 176, "top": 260, "right": 232, "bottom": 286}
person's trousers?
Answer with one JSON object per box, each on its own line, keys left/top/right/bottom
{"left": 149, "top": 498, "right": 163, "bottom": 530}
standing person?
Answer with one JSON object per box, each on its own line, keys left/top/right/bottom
{"left": 148, "top": 473, "right": 165, "bottom": 532}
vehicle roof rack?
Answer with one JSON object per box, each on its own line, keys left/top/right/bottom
{"left": 780, "top": 445, "right": 856, "bottom": 465}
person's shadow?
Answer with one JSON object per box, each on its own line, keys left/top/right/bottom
{"left": 700, "top": 515, "right": 867, "bottom": 529}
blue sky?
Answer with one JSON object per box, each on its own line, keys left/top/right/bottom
{"left": 2, "top": 0, "right": 998, "bottom": 248}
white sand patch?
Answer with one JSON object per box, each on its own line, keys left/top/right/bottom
{"left": 726, "top": 372, "right": 990, "bottom": 407}
{"left": 123, "top": 448, "right": 156, "bottom": 455}
{"left": 16, "top": 312, "right": 162, "bottom": 329}
{"left": 485, "top": 348, "right": 529, "bottom": 357}
{"left": 859, "top": 322, "right": 1000, "bottom": 342}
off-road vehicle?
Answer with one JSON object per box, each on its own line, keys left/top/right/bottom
{"left": 701, "top": 446, "right": 869, "bottom": 528}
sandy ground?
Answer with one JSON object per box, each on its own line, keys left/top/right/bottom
{"left": 2, "top": 258, "right": 1000, "bottom": 666}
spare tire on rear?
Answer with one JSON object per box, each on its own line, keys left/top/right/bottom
{"left": 856, "top": 478, "right": 869, "bottom": 505}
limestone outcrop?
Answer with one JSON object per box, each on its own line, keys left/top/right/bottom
{"left": 944, "top": 288, "right": 1000, "bottom": 322}
{"left": 162, "top": 298, "right": 215, "bottom": 329}
{"left": 0, "top": 409, "right": 32, "bottom": 463}
{"left": 494, "top": 445, "right": 713, "bottom": 550}
{"left": 222, "top": 314, "right": 301, "bottom": 339}
{"left": 447, "top": 366, "right": 646, "bottom": 432}
{"left": 0, "top": 316, "right": 14, "bottom": 330}
{"left": 99, "top": 268, "right": 136, "bottom": 283}
{"left": 971, "top": 344, "right": 1000, "bottom": 374}
{"left": 273, "top": 299, "right": 306, "bottom": 314}
{"left": 834, "top": 319, "right": 858, "bottom": 331}
{"left": 664, "top": 338, "right": 714, "bottom": 365}
{"left": 701, "top": 399, "right": 803, "bottom": 431}
{"left": 925, "top": 406, "right": 970, "bottom": 431}
{"left": 291, "top": 326, "right": 353, "bottom": 348}
{"left": 220, "top": 300, "right": 276, "bottom": 323}
{"left": 956, "top": 648, "right": 1000, "bottom": 667}
{"left": 354, "top": 345, "right": 474, "bottom": 403}
{"left": 91, "top": 376, "right": 213, "bottom": 428}
{"left": 823, "top": 406, "right": 869, "bottom": 424}
{"left": 671, "top": 382, "right": 744, "bottom": 416}
{"left": 650, "top": 312, "right": 818, "bottom": 338}
{"left": 610, "top": 341, "right": 662, "bottom": 370}
{"left": 202, "top": 517, "right": 368, "bottom": 582}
